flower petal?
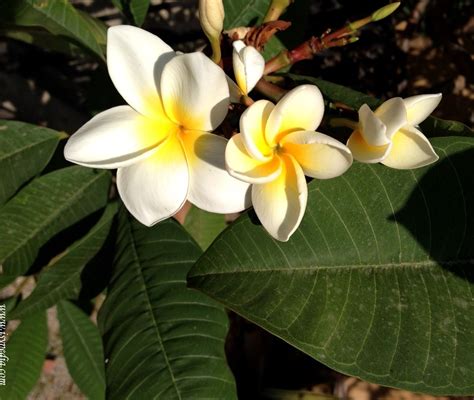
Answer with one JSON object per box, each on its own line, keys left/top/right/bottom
{"left": 240, "top": 100, "right": 274, "bottom": 160}
{"left": 403, "top": 93, "right": 442, "bottom": 126}
{"left": 347, "top": 129, "right": 391, "bottom": 164}
{"left": 252, "top": 154, "right": 307, "bottom": 241}
{"left": 265, "top": 85, "right": 324, "bottom": 147}
{"left": 226, "top": 75, "right": 243, "bottom": 103}
{"left": 281, "top": 131, "right": 353, "bottom": 179}
{"left": 226, "top": 134, "right": 282, "bottom": 183}
{"left": 382, "top": 126, "right": 439, "bottom": 169}
{"left": 116, "top": 135, "right": 189, "bottom": 226}
{"left": 358, "top": 104, "right": 388, "bottom": 146}
{"left": 107, "top": 25, "right": 175, "bottom": 119}
{"left": 160, "top": 52, "right": 229, "bottom": 132}
{"left": 233, "top": 40, "right": 264, "bottom": 95}
{"left": 181, "top": 130, "right": 251, "bottom": 213}
{"left": 374, "top": 97, "right": 407, "bottom": 138}
{"left": 64, "top": 106, "right": 176, "bottom": 169}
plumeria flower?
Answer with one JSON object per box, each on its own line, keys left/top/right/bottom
{"left": 347, "top": 94, "right": 441, "bottom": 169}
{"left": 64, "top": 25, "right": 251, "bottom": 226}
{"left": 232, "top": 40, "right": 265, "bottom": 96}
{"left": 225, "top": 85, "right": 353, "bottom": 241}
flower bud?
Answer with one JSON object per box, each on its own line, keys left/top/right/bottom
{"left": 199, "top": 0, "right": 225, "bottom": 63}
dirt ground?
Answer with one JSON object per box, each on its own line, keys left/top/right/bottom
{"left": 0, "top": 0, "right": 473, "bottom": 399}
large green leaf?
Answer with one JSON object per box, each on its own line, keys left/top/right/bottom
{"left": 57, "top": 300, "right": 106, "bottom": 400}
{"left": 0, "top": 0, "right": 107, "bottom": 60}
{"left": 189, "top": 137, "right": 474, "bottom": 395}
{"left": 0, "top": 166, "right": 111, "bottom": 277}
{"left": 98, "top": 210, "right": 237, "bottom": 399}
{"left": 184, "top": 205, "right": 227, "bottom": 250}
{"left": 223, "top": 0, "right": 271, "bottom": 29}
{"left": 288, "top": 74, "right": 473, "bottom": 137}
{"left": 0, "top": 120, "right": 62, "bottom": 206}
{"left": 111, "top": 0, "right": 150, "bottom": 27}
{"left": 0, "top": 312, "right": 48, "bottom": 400}
{"left": 9, "top": 203, "right": 117, "bottom": 320}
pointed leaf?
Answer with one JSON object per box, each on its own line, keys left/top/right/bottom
{"left": 0, "top": 312, "right": 48, "bottom": 400}
{"left": 189, "top": 137, "right": 474, "bottom": 396}
{"left": 0, "top": 119, "right": 62, "bottom": 206}
{"left": 0, "top": 166, "right": 111, "bottom": 277}
{"left": 0, "top": 0, "right": 107, "bottom": 60}
{"left": 98, "top": 210, "right": 237, "bottom": 399}
{"left": 57, "top": 301, "right": 106, "bottom": 400}
{"left": 9, "top": 203, "right": 117, "bottom": 320}
{"left": 111, "top": 0, "right": 150, "bottom": 26}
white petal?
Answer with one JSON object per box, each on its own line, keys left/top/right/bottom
{"left": 107, "top": 25, "right": 175, "bottom": 119}
{"left": 160, "top": 52, "right": 229, "bottom": 132}
{"left": 240, "top": 100, "right": 274, "bottom": 160}
{"left": 64, "top": 106, "right": 176, "bottom": 169}
{"left": 281, "top": 131, "right": 353, "bottom": 179}
{"left": 374, "top": 97, "right": 407, "bottom": 138}
{"left": 382, "top": 126, "right": 439, "bottom": 169}
{"left": 358, "top": 104, "right": 388, "bottom": 146}
{"left": 403, "top": 93, "right": 442, "bottom": 126}
{"left": 181, "top": 130, "right": 251, "bottom": 213}
{"left": 252, "top": 154, "right": 307, "bottom": 242}
{"left": 233, "top": 41, "right": 264, "bottom": 95}
{"left": 226, "top": 134, "right": 282, "bottom": 184}
{"left": 347, "top": 130, "right": 391, "bottom": 164}
{"left": 232, "top": 40, "right": 248, "bottom": 94}
{"left": 116, "top": 135, "right": 189, "bottom": 226}
{"left": 265, "top": 85, "right": 324, "bottom": 147}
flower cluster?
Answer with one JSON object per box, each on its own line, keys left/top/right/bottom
{"left": 64, "top": 26, "right": 441, "bottom": 241}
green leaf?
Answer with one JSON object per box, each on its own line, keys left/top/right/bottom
{"left": 223, "top": 0, "right": 271, "bottom": 29}
{"left": 98, "top": 210, "right": 237, "bottom": 399}
{"left": 288, "top": 74, "right": 474, "bottom": 137}
{"left": 57, "top": 300, "right": 106, "bottom": 400}
{"left": 0, "top": 312, "right": 47, "bottom": 400}
{"left": 9, "top": 204, "right": 117, "bottom": 320}
{"left": 0, "top": 0, "right": 107, "bottom": 60}
{"left": 183, "top": 206, "right": 227, "bottom": 250}
{"left": 189, "top": 137, "right": 474, "bottom": 395}
{"left": 0, "top": 120, "right": 62, "bottom": 206}
{"left": 111, "top": 0, "right": 150, "bottom": 27}
{"left": 0, "top": 166, "right": 111, "bottom": 277}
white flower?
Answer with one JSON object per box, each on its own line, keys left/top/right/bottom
{"left": 232, "top": 40, "right": 265, "bottom": 96}
{"left": 225, "top": 85, "right": 353, "bottom": 241}
{"left": 347, "top": 94, "right": 441, "bottom": 169}
{"left": 64, "top": 25, "right": 250, "bottom": 226}
{"left": 199, "top": 0, "right": 224, "bottom": 43}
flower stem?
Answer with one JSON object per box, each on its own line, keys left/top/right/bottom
{"left": 255, "top": 78, "right": 287, "bottom": 102}
{"left": 263, "top": 0, "right": 294, "bottom": 23}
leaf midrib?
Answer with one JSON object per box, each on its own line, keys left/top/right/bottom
{"left": 0, "top": 134, "right": 57, "bottom": 162}
{"left": 126, "top": 219, "right": 183, "bottom": 400}
{"left": 191, "top": 258, "right": 473, "bottom": 277}
{"left": 1, "top": 170, "right": 106, "bottom": 263}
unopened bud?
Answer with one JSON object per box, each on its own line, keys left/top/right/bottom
{"left": 372, "top": 2, "right": 400, "bottom": 21}
{"left": 199, "top": 0, "right": 225, "bottom": 42}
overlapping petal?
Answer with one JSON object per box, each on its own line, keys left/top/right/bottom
{"left": 347, "top": 130, "right": 391, "bottom": 164}
{"left": 252, "top": 155, "right": 307, "bottom": 241}
{"left": 232, "top": 40, "right": 265, "bottom": 95}
{"left": 358, "top": 104, "right": 388, "bottom": 146}
{"left": 265, "top": 85, "right": 324, "bottom": 146}
{"left": 374, "top": 97, "right": 407, "bottom": 138}
{"left": 181, "top": 130, "right": 251, "bottom": 213}
{"left": 403, "top": 93, "right": 442, "bottom": 126}
{"left": 381, "top": 126, "right": 439, "bottom": 169}
{"left": 281, "top": 131, "right": 353, "bottom": 179}
{"left": 240, "top": 100, "right": 274, "bottom": 160}
{"left": 226, "top": 134, "right": 282, "bottom": 183}
{"left": 64, "top": 106, "right": 176, "bottom": 169}
{"left": 160, "top": 52, "right": 229, "bottom": 132}
{"left": 116, "top": 135, "right": 189, "bottom": 226}
{"left": 107, "top": 25, "right": 175, "bottom": 119}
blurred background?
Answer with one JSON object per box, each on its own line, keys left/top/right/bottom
{"left": 0, "top": 0, "right": 473, "bottom": 398}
